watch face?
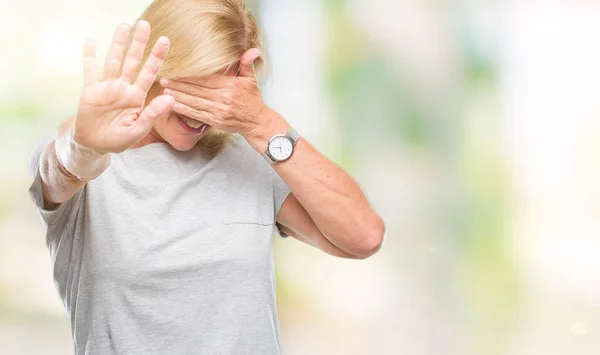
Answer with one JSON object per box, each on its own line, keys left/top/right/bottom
{"left": 268, "top": 135, "right": 294, "bottom": 161}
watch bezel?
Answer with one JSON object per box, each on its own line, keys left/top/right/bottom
{"left": 267, "top": 134, "right": 294, "bottom": 162}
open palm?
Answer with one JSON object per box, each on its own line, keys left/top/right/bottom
{"left": 74, "top": 21, "right": 174, "bottom": 154}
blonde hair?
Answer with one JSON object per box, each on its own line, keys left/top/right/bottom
{"left": 136, "top": 0, "right": 266, "bottom": 156}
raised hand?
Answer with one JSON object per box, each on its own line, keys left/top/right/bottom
{"left": 73, "top": 21, "right": 174, "bottom": 154}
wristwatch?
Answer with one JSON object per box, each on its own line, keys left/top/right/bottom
{"left": 261, "top": 128, "right": 300, "bottom": 164}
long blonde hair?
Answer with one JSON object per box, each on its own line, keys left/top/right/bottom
{"left": 137, "top": 0, "right": 265, "bottom": 156}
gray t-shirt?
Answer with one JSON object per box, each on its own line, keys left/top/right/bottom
{"left": 28, "top": 134, "right": 292, "bottom": 355}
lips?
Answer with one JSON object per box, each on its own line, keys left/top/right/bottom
{"left": 175, "top": 113, "right": 210, "bottom": 135}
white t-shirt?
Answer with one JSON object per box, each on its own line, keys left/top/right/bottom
{"left": 28, "top": 134, "right": 292, "bottom": 355}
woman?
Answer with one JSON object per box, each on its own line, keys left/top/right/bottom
{"left": 28, "top": 0, "right": 385, "bottom": 354}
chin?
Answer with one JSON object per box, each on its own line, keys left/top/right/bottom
{"left": 167, "top": 138, "right": 201, "bottom": 152}
{"left": 166, "top": 129, "right": 214, "bottom": 152}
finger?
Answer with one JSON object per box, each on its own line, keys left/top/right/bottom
{"left": 103, "top": 23, "right": 131, "bottom": 80}
{"left": 160, "top": 80, "right": 221, "bottom": 102}
{"left": 163, "top": 88, "right": 216, "bottom": 112}
{"left": 162, "top": 74, "right": 232, "bottom": 90}
{"left": 121, "top": 20, "right": 151, "bottom": 82}
{"left": 83, "top": 39, "right": 98, "bottom": 87}
{"left": 238, "top": 48, "right": 261, "bottom": 78}
{"left": 173, "top": 103, "right": 215, "bottom": 124}
{"left": 135, "top": 36, "right": 170, "bottom": 93}
{"left": 136, "top": 94, "right": 175, "bottom": 133}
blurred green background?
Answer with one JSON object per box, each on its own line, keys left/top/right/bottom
{"left": 2, "top": 0, "right": 600, "bottom": 354}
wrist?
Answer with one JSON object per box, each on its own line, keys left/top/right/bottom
{"left": 244, "top": 109, "right": 291, "bottom": 153}
{"left": 54, "top": 124, "right": 111, "bottom": 180}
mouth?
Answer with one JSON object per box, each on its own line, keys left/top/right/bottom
{"left": 175, "top": 113, "right": 210, "bottom": 135}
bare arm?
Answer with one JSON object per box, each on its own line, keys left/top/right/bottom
{"left": 248, "top": 114, "right": 385, "bottom": 259}
{"left": 275, "top": 194, "right": 366, "bottom": 260}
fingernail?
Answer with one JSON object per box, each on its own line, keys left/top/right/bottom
{"left": 160, "top": 78, "right": 169, "bottom": 87}
{"left": 163, "top": 88, "right": 172, "bottom": 95}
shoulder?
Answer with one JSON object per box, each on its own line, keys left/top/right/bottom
{"left": 223, "top": 134, "right": 258, "bottom": 156}
{"left": 219, "top": 134, "right": 269, "bottom": 171}
{"left": 208, "top": 134, "right": 276, "bottom": 191}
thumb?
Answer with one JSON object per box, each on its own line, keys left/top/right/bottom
{"left": 136, "top": 95, "right": 175, "bottom": 133}
{"left": 238, "top": 48, "right": 261, "bottom": 78}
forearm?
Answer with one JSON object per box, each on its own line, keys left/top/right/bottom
{"left": 277, "top": 223, "right": 365, "bottom": 260}
{"left": 39, "top": 140, "right": 88, "bottom": 210}
{"left": 246, "top": 110, "right": 385, "bottom": 257}
{"left": 39, "top": 118, "right": 97, "bottom": 209}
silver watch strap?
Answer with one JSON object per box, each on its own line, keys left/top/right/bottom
{"left": 287, "top": 128, "right": 300, "bottom": 144}
{"left": 262, "top": 151, "right": 276, "bottom": 164}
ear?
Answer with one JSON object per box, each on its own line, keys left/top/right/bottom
{"left": 238, "top": 48, "right": 261, "bottom": 78}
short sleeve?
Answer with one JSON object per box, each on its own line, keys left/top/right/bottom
{"left": 271, "top": 168, "right": 291, "bottom": 238}
{"left": 272, "top": 168, "right": 292, "bottom": 220}
{"left": 28, "top": 137, "right": 82, "bottom": 227}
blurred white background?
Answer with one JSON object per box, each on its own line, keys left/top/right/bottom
{"left": 1, "top": 0, "right": 600, "bottom": 354}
